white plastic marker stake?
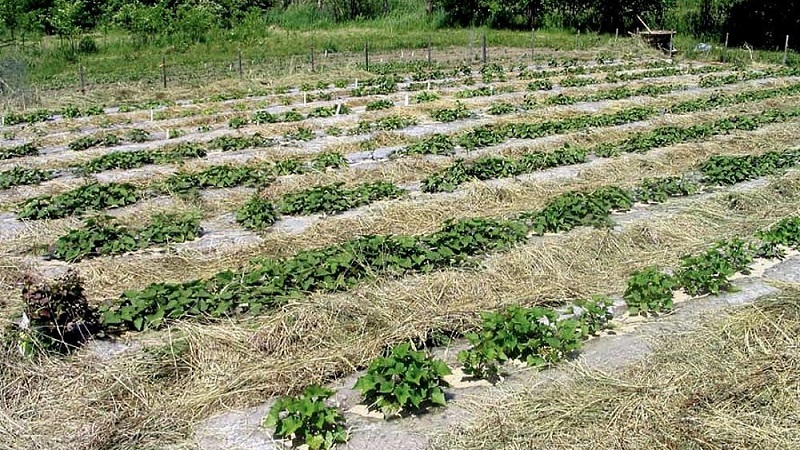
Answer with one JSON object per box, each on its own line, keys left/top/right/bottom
{"left": 303, "top": 92, "right": 307, "bottom": 105}
{"left": 150, "top": 109, "right": 154, "bottom": 122}
{"left": 335, "top": 104, "right": 341, "bottom": 116}
{"left": 404, "top": 95, "right": 409, "bottom": 106}
{"left": 355, "top": 79, "right": 358, "bottom": 89}
{"left": 427, "top": 81, "right": 431, "bottom": 90}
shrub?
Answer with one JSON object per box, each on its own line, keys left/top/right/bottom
{"left": 15, "top": 270, "right": 101, "bottom": 355}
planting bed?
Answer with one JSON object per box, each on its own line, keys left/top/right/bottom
{"left": 3, "top": 49, "right": 800, "bottom": 450}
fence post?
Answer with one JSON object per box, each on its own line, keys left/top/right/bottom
{"left": 481, "top": 32, "right": 487, "bottom": 63}
{"left": 427, "top": 36, "right": 432, "bottom": 64}
{"left": 161, "top": 56, "right": 167, "bottom": 89}
{"left": 310, "top": 47, "right": 315, "bottom": 72}
{"left": 365, "top": 41, "right": 370, "bottom": 71}
{"left": 531, "top": 28, "right": 535, "bottom": 61}
{"left": 79, "top": 65, "right": 86, "bottom": 94}
{"left": 237, "top": 49, "right": 243, "bottom": 78}
{"left": 615, "top": 28, "right": 619, "bottom": 42}
{"left": 576, "top": 30, "right": 580, "bottom": 50}
{"left": 784, "top": 35, "right": 790, "bottom": 65}
{"left": 724, "top": 32, "right": 729, "bottom": 48}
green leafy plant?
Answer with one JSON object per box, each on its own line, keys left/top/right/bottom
{"left": 414, "top": 91, "right": 440, "bottom": 103}
{"left": 0, "top": 143, "right": 38, "bottom": 160}
{"left": 458, "top": 306, "right": 583, "bottom": 381}
{"left": 623, "top": 267, "right": 676, "bottom": 316}
{"left": 264, "top": 385, "right": 348, "bottom": 450}
{"left": 278, "top": 182, "right": 405, "bottom": 216}
{"left": 487, "top": 102, "right": 515, "bottom": 115}
{"left": 430, "top": 102, "right": 471, "bottom": 122}
{"left": 354, "top": 342, "right": 451, "bottom": 417}
{"left": 366, "top": 99, "right": 394, "bottom": 111}
{"left": 0, "top": 167, "right": 54, "bottom": 190}
{"left": 527, "top": 80, "right": 553, "bottom": 91}
{"left": 283, "top": 109, "right": 305, "bottom": 122}
{"left": 401, "top": 134, "right": 455, "bottom": 156}
{"left": 18, "top": 183, "right": 139, "bottom": 220}
{"left": 228, "top": 116, "right": 250, "bottom": 129}
{"left": 634, "top": 177, "right": 700, "bottom": 203}
{"left": 126, "top": 129, "right": 150, "bottom": 143}
{"left": 676, "top": 239, "right": 754, "bottom": 296}
{"left": 236, "top": 196, "right": 278, "bottom": 231}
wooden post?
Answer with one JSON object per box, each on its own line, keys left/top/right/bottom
{"left": 310, "top": 47, "right": 315, "bottom": 72}
{"left": 365, "top": 41, "right": 370, "bottom": 71}
{"left": 724, "top": 32, "right": 729, "bottom": 48}
{"left": 784, "top": 35, "right": 790, "bottom": 65}
{"left": 79, "top": 65, "right": 86, "bottom": 94}
{"left": 531, "top": 28, "right": 535, "bottom": 60}
{"left": 615, "top": 28, "right": 619, "bottom": 42}
{"left": 576, "top": 30, "right": 580, "bottom": 50}
{"left": 237, "top": 48, "right": 243, "bottom": 78}
{"left": 161, "top": 56, "right": 167, "bottom": 89}
{"left": 481, "top": 32, "right": 487, "bottom": 63}
{"left": 427, "top": 36, "right": 432, "bottom": 64}
{"left": 670, "top": 33, "right": 674, "bottom": 60}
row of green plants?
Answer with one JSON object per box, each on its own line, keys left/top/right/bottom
{"left": 100, "top": 140, "right": 800, "bottom": 333}
{"left": 349, "top": 115, "right": 419, "bottom": 135}
{"left": 16, "top": 151, "right": 347, "bottom": 220}
{"left": 49, "top": 213, "right": 202, "bottom": 262}
{"left": 15, "top": 210, "right": 799, "bottom": 448}
{"left": 67, "top": 129, "right": 153, "bottom": 152}
{"left": 229, "top": 104, "right": 352, "bottom": 129}
{"left": 624, "top": 216, "right": 800, "bottom": 315}
{"left": 0, "top": 143, "right": 39, "bottom": 160}
{"left": 420, "top": 105, "right": 800, "bottom": 193}
{"left": 0, "top": 167, "right": 55, "bottom": 190}
{"left": 518, "top": 59, "right": 674, "bottom": 80}
{"left": 397, "top": 80, "right": 800, "bottom": 161}
{"left": 79, "top": 143, "right": 207, "bottom": 174}
{"left": 2, "top": 105, "right": 105, "bottom": 126}
{"left": 236, "top": 181, "right": 407, "bottom": 230}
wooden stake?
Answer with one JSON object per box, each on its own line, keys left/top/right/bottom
{"left": 482, "top": 33, "right": 488, "bottom": 63}
{"left": 427, "top": 36, "right": 432, "bottom": 64}
{"left": 784, "top": 35, "right": 790, "bottom": 65}
{"left": 310, "top": 47, "right": 315, "bottom": 72}
{"left": 161, "top": 56, "right": 167, "bottom": 89}
{"left": 365, "top": 41, "right": 370, "bottom": 71}
{"left": 724, "top": 32, "right": 729, "bottom": 48}
{"left": 531, "top": 28, "right": 535, "bottom": 60}
{"left": 615, "top": 28, "right": 619, "bottom": 42}
{"left": 237, "top": 49, "right": 243, "bottom": 78}
{"left": 79, "top": 65, "right": 86, "bottom": 94}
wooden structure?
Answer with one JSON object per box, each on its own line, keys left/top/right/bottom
{"left": 632, "top": 15, "right": 677, "bottom": 55}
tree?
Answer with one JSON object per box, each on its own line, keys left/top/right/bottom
{"left": 0, "top": 0, "right": 22, "bottom": 40}
{"left": 49, "top": 0, "right": 85, "bottom": 53}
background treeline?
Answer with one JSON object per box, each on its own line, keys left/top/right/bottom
{"left": 0, "top": 0, "right": 798, "bottom": 50}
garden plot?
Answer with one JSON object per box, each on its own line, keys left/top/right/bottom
{"left": 5, "top": 55, "right": 800, "bottom": 450}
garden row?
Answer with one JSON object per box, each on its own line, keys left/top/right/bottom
{"left": 261, "top": 213, "right": 800, "bottom": 450}
{"left": 50, "top": 180, "right": 407, "bottom": 262}
{"left": 13, "top": 150, "right": 348, "bottom": 220}
{"left": 419, "top": 105, "right": 800, "bottom": 192}
{"left": 13, "top": 204, "right": 800, "bottom": 449}
{"left": 9, "top": 82, "right": 800, "bottom": 220}
{"left": 95, "top": 144, "right": 800, "bottom": 332}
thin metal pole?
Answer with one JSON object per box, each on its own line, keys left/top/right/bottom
{"left": 79, "top": 65, "right": 85, "bottom": 94}
{"left": 311, "top": 47, "right": 315, "bottom": 72}
{"left": 365, "top": 41, "right": 370, "bottom": 71}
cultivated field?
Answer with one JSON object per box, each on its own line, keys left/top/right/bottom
{"left": 2, "top": 42, "right": 800, "bottom": 450}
